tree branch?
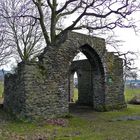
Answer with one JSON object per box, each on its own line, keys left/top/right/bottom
{"left": 56, "top": 0, "right": 77, "bottom": 14}
{"left": 33, "top": 0, "right": 51, "bottom": 45}
{"left": 47, "top": 0, "right": 53, "bottom": 9}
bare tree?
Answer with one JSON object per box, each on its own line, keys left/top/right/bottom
{"left": 104, "top": 31, "right": 139, "bottom": 80}
{"left": 30, "top": 0, "right": 140, "bottom": 77}
{"left": 0, "top": 0, "right": 140, "bottom": 65}
{"left": 26, "top": 0, "right": 139, "bottom": 46}
{"left": 0, "top": 16, "right": 12, "bottom": 66}
{"left": 0, "top": 0, "right": 44, "bottom": 62}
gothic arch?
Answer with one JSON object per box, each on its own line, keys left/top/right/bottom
{"left": 69, "top": 44, "right": 105, "bottom": 110}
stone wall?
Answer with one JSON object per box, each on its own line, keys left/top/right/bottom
{"left": 4, "top": 32, "right": 126, "bottom": 120}
{"left": 4, "top": 62, "right": 69, "bottom": 119}
{"left": 4, "top": 65, "right": 26, "bottom": 115}
{"left": 104, "top": 52, "right": 126, "bottom": 110}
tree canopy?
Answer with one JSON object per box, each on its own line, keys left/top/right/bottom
{"left": 0, "top": 0, "right": 140, "bottom": 63}
{"left": 31, "top": 0, "right": 140, "bottom": 45}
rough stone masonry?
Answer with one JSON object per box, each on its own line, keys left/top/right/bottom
{"left": 4, "top": 32, "right": 126, "bottom": 120}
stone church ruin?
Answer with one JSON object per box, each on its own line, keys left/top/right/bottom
{"left": 4, "top": 32, "right": 126, "bottom": 120}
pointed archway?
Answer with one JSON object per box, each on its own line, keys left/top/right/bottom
{"left": 69, "top": 44, "right": 105, "bottom": 110}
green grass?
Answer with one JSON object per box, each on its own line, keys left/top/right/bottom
{"left": 73, "top": 87, "right": 140, "bottom": 103}
{"left": 0, "top": 82, "right": 3, "bottom": 98}
{"left": 73, "top": 88, "right": 78, "bottom": 102}
{"left": 0, "top": 105, "right": 140, "bottom": 140}
{"left": 125, "top": 87, "right": 140, "bottom": 102}
{"left": 0, "top": 86, "right": 140, "bottom": 139}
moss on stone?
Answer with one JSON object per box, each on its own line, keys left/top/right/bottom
{"left": 3, "top": 32, "right": 125, "bottom": 120}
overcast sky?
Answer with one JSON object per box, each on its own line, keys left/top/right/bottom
{"left": 1, "top": 9, "right": 140, "bottom": 74}
{"left": 75, "top": 12, "right": 140, "bottom": 74}
{"left": 114, "top": 27, "right": 140, "bottom": 71}
{"left": 74, "top": 27, "right": 140, "bottom": 70}
{"left": 2, "top": 27, "right": 140, "bottom": 73}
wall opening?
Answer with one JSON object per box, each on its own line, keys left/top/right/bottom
{"left": 69, "top": 72, "right": 78, "bottom": 103}
{"left": 69, "top": 51, "right": 94, "bottom": 106}
{"left": 69, "top": 44, "right": 105, "bottom": 110}
{"left": 74, "top": 72, "right": 78, "bottom": 103}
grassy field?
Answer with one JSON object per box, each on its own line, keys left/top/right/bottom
{"left": 125, "top": 88, "right": 140, "bottom": 102}
{"left": 0, "top": 85, "right": 140, "bottom": 139}
{"left": 73, "top": 87, "right": 140, "bottom": 103}
{"left": 0, "top": 82, "right": 4, "bottom": 104}
{"left": 73, "top": 88, "right": 78, "bottom": 102}
{"left": 0, "top": 82, "right": 3, "bottom": 98}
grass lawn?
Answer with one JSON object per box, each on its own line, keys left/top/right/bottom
{"left": 73, "top": 88, "right": 78, "bottom": 102}
{"left": 0, "top": 86, "right": 140, "bottom": 139}
{"left": 0, "top": 82, "right": 3, "bottom": 98}
{"left": 0, "top": 82, "right": 4, "bottom": 104}
{"left": 0, "top": 105, "right": 140, "bottom": 140}
{"left": 125, "top": 87, "right": 140, "bottom": 102}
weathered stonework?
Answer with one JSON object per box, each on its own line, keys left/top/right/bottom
{"left": 70, "top": 60, "right": 95, "bottom": 106}
{"left": 4, "top": 32, "right": 126, "bottom": 120}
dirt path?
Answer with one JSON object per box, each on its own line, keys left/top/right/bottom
{"left": 69, "top": 103, "right": 97, "bottom": 120}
